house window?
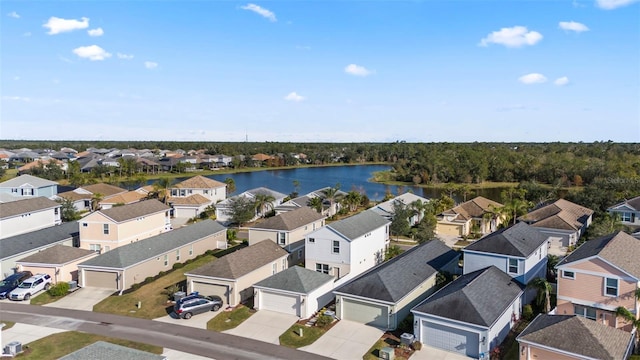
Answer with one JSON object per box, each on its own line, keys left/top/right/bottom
{"left": 82, "top": 223, "right": 88, "bottom": 227}
{"left": 272, "top": 262, "right": 277, "bottom": 275}
{"left": 189, "top": 245, "right": 193, "bottom": 256}
{"left": 508, "top": 258, "right": 518, "bottom": 274}
{"left": 308, "top": 237, "right": 315, "bottom": 243}
{"left": 54, "top": 208, "right": 59, "bottom": 215}
{"left": 605, "top": 278, "right": 618, "bottom": 297}
{"left": 574, "top": 305, "right": 597, "bottom": 320}
{"left": 21, "top": 188, "right": 34, "bottom": 196}
{"left": 621, "top": 212, "right": 632, "bottom": 222}
{"left": 89, "top": 244, "right": 101, "bottom": 252}
{"left": 103, "top": 224, "right": 109, "bottom": 235}
{"left": 278, "top": 232, "right": 286, "bottom": 245}
{"left": 562, "top": 270, "right": 575, "bottom": 279}
{"left": 282, "top": 258, "right": 287, "bottom": 270}
{"left": 332, "top": 240, "right": 340, "bottom": 254}
{"left": 11, "top": 188, "right": 18, "bottom": 193}
{"left": 163, "top": 254, "right": 168, "bottom": 266}
{"left": 316, "top": 263, "right": 329, "bottom": 274}
{"left": 176, "top": 249, "right": 180, "bottom": 261}
{"left": 204, "top": 189, "right": 209, "bottom": 194}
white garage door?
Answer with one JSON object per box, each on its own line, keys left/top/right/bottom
{"left": 342, "top": 298, "right": 388, "bottom": 329}
{"left": 83, "top": 270, "right": 119, "bottom": 290}
{"left": 421, "top": 321, "right": 479, "bottom": 358}
{"left": 260, "top": 290, "right": 299, "bottom": 316}
{"left": 192, "top": 281, "right": 229, "bottom": 305}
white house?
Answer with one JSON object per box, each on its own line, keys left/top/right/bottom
{"left": 0, "top": 197, "right": 62, "bottom": 239}
{"left": 216, "top": 187, "right": 287, "bottom": 224}
{"left": 170, "top": 175, "right": 226, "bottom": 203}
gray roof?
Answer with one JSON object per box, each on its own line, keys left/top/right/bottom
{"left": 464, "top": 222, "right": 548, "bottom": 258}
{"left": 17, "top": 244, "right": 95, "bottom": 265}
{"left": 99, "top": 199, "right": 170, "bottom": 223}
{"left": 517, "top": 315, "right": 634, "bottom": 360}
{"left": 247, "top": 187, "right": 287, "bottom": 199}
{"left": 251, "top": 207, "right": 325, "bottom": 231}
{"left": 412, "top": 266, "right": 524, "bottom": 327}
{"left": 59, "top": 341, "right": 166, "bottom": 360}
{"left": 187, "top": 241, "right": 288, "bottom": 280}
{"left": 0, "top": 196, "right": 60, "bottom": 219}
{"left": 0, "top": 221, "right": 79, "bottom": 260}
{"left": 335, "top": 240, "right": 459, "bottom": 303}
{"left": 79, "top": 220, "right": 226, "bottom": 269}
{"left": 557, "top": 231, "right": 640, "bottom": 279}
{"left": 0, "top": 174, "right": 58, "bottom": 188}
{"left": 371, "top": 193, "right": 429, "bottom": 218}
{"left": 329, "top": 210, "right": 390, "bottom": 241}
{"left": 254, "top": 266, "right": 334, "bottom": 294}
{"left": 609, "top": 195, "right": 640, "bottom": 211}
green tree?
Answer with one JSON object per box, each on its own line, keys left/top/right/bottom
{"left": 253, "top": 193, "right": 275, "bottom": 218}
{"left": 500, "top": 198, "right": 532, "bottom": 226}
{"left": 528, "top": 277, "right": 553, "bottom": 313}
{"left": 227, "top": 196, "right": 256, "bottom": 226}
{"left": 342, "top": 191, "right": 362, "bottom": 213}
{"left": 152, "top": 178, "right": 173, "bottom": 204}
{"left": 58, "top": 198, "right": 81, "bottom": 222}
{"left": 308, "top": 197, "right": 323, "bottom": 213}
{"left": 390, "top": 201, "right": 412, "bottom": 240}
{"left": 224, "top": 177, "right": 236, "bottom": 195}
{"left": 587, "top": 213, "right": 628, "bottom": 239}
{"left": 385, "top": 245, "right": 403, "bottom": 260}
{"left": 614, "top": 289, "right": 640, "bottom": 341}
{"left": 291, "top": 179, "right": 300, "bottom": 198}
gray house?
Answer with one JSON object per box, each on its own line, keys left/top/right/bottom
{"left": 607, "top": 195, "right": 640, "bottom": 227}
{"left": 0, "top": 174, "right": 58, "bottom": 200}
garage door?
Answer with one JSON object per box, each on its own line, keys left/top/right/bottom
{"left": 260, "top": 290, "right": 299, "bottom": 316}
{"left": 421, "top": 321, "right": 479, "bottom": 358}
{"left": 342, "top": 298, "right": 388, "bottom": 329}
{"left": 436, "top": 223, "right": 463, "bottom": 236}
{"left": 83, "top": 270, "right": 119, "bottom": 290}
{"left": 192, "top": 281, "right": 229, "bottom": 306}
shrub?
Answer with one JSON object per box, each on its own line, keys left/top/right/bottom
{"left": 522, "top": 304, "right": 534, "bottom": 321}
{"left": 47, "top": 282, "right": 70, "bottom": 297}
{"left": 412, "top": 341, "right": 422, "bottom": 351}
{"left": 130, "top": 283, "right": 142, "bottom": 291}
{"left": 172, "top": 262, "right": 184, "bottom": 270}
{"left": 315, "top": 314, "right": 333, "bottom": 328}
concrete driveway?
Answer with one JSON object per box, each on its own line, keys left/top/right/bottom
{"left": 300, "top": 320, "right": 383, "bottom": 360}
{"left": 44, "top": 287, "right": 114, "bottom": 311}
{"left": 154, "top": 307, "right": 223, "bottom": 329}
{"left": 223, "top": 310, "right": 298, "bottom": 344}
{"left": 411, "top": 345, "right": 471, "bottom": 360}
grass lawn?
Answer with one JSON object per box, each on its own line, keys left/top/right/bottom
{"left": 279, "top": 324, "right": 327, "bottom": 348}
{"left": 454, "top": 240, "right": 474, "bottom": 247}
{"left": 207, "top": 305, "right": 254, "bottom": 332}
{"left": 1, "top": 321, "right": 16, "bottom": 331}
{"left": 30, "top": 291, "right": 67, "bottom": 306}
{"left": 363, "top": 338, "right": 410, "bottom": 360}
{"left": 499, "top": 320, "right": 530, "bottom": 360}
{"left": 14, "top": 331, "right": 162, "bottom": 359}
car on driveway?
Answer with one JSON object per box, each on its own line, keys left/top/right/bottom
{"left": 9, "top": 273, "right": 52, "bottom": 301}
{"left": 0, "top": 271, "right": 33, "bottom": 300}
{"left": 174, "top": 293, "right": 223, "bottom": 319}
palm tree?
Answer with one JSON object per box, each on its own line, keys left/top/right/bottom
{"left": 342, "top": 191, "right": 362, "bottom": 213}
{"left": 152, "top": 178, "right": 173, "bottom": 204}
{"left": 253, "top": 193, "right": 275, "bottom": 218}
{"left": 308, "top": 197, "right": 323, "bottom": 213}
{"left": 224, "top": 177, "right": 236, "bottom": 195}
{"left": 322, "top": 183, "right": 342, "bottom": 216}
{"left": 527, "top": 277, "right": 553, "bottom": 313}
{"left": 501, "top": 198, "right": 532, "bottom": 225}
{"left": 614, "top": 290, "right": 640, "bottom": 339}
{"left": 90, "top": 193, "right": 104, "bottom": 212}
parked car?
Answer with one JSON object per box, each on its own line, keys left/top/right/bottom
{"left": 0, "top": 271, "right": 33, "bottom": 300}
{"left": 8, "top": 274, "right": 52, "bottom": 301}
{"left": 174, "top": 293, "right": 223, "bottom": 319}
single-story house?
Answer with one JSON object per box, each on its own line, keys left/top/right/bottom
{"left": 186, "top": 240, "right": 289, "bottom": 307}
{"left": 59, "top": 341, "right": 166, "bottom": 360}
{"left": 436, "top": 196, "right": 504, "bottom": 237}
{"left": 607, "top": 195, "right": 640, "bottom": 227}
{"left": 99, "top": 191, "right": 147, "bottom": 209}
{"left": 78, "top": 219, "right": 227, "bottom": 291}
{"left": 16, "top": 245, "right": 97, "bottom": 283}
{"left": 215, "top": 187, "right": 288, "bottom": 224}
{"left": 334, "top": 240, "right": 460, "bottom": 330}
{"left": 370, "top": 192, "right": 430, "bottom": 226}
{"left": 168, "top": 194, "right": 211, "bottom": 219}
{"left": 253, "top": 266, "right": 335, "bottom": 318}
{"left": 518, "top": 198, "right": 593, "bottom": 248}
{"left": 411, "top": 266, "right": 524, "bottom": 359}
{"left": 0, "top": 196, "right": 62, "bottom": 239}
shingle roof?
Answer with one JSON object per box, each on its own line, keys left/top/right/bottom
{"left": 464, "top": 222, "right": 548, "bottom": 258}
{"left": 443, "top": 196, "right": 503, "bottom": 221}
{"left": 247, "top": 187, "right": 287, "bottom": 199}
{"left": 557, "top": 231, "right": 640, "bottom": 279}
{"left": 187, "top": 241, "right": 288, "bottom": 280}
{"left": 81, "top": 183, "right": 128, "bottom": 197}
{"left": 329, "top": 210, "right": 390, "bottom": 241}
{"left": 517, "top": 315, "right": 634, "bottom": 360}
{"left": 100, "top": 191, "right": 147, "bottom": 205}
{"left": 336, "top": 240, "right": 459, "bottom": 303}
{"left": 519, "top": 199, "right": 593, "bottom": 231}
{"left": 59, "top": 341, "right": 166, "bottom": 360}
{"left": 57, "top": 190, "right": 92, "bottom": 201}
{"left": 0, "top": 196, "right": 61, "bottom": 219}
{"left": 173, "top": 175, "right": 225, "bottom": 189}
{"left": 168, "top": 194, "right": 211, "bottom": 206}
{"left": 0, "top": 221, "right": 79, "bottom": 260}
{"left": 253, "top": 266, "right": 334, "bottom": 294}
{"left": 17, "top": 244, "right": 95, "bottom": 265}
{"left": 99, "top": 199, "right": 169, "bottom": 223}
{"left": 0, "top": 174, "right": 58, "bottom": 188}
{"left": 608, "top": 195, "right": 640, "bottom": 212}
{"left": 251, "top": 207, "right": 325, "bottom": 231}
{"left": 372, "top": 193, "right": 429, "bottom": 217}
{"left": 79, "top": 219, "right": 226, "bottom": 269}
{"left": 412, "top": 266, "right": 524, "bottom": 327}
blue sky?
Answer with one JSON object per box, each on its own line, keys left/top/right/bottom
{"left": 1, "top": 0, "right": 639, "bottom": 142}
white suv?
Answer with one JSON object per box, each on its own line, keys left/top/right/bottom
{"left": 9, "top": 274, "right": 52, "bottom": 301}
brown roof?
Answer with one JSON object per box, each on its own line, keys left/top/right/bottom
{"left": 252, "top": 153, "right": 272, "bottom": 161}
{"left": 168, "top": 194, "right": 211, "bottom": 206}
{"left": 58, "top": 190, "right": 92, "bottom": 201}
{"left": 82, "top": 183, "right": 128, "bottom": 197}
{"left": 173, "top": 175, "right": 225, "bottom": 189}
{"left": 18, "top": 159, "right": 64, "bottom": 172}
{"left": 187, "top": 241, "right": 288, "bottom": 280}
{"left": 17, "top": 244, "right": 95, "bottom": 265}
{"left": 100, "top": 191, "right": 147, "bottom": 205}
{"left": 251, "top": 207, "right": 325, "bottom": 231}
{"left": 0, "top": 197, "right": 60, "bottom": 219}
{"left": 99, "top": 199, "right": 169, "bottom": 223}
{"left": 447, "top": 196, "right": 503, "bottom": 221}
{"left": 520, "top": 199, "right": 593, "bottom": 231}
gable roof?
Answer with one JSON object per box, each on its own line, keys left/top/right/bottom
{"left": 60, "top": 341, "right": 166, "bottom": 360}
{"left": 17, "top": 244, "right": 95, "bottom": 265}
{"left": 329, "top": 210, "right": 390, "bottom": 241}
{"left": 517, "top": 315, "right": 634, "bottom": 360}
{"left": 187, "top": 241, "right": 288, "bottom": 280}
{"left": 412, "top": 266, "right": 524, "bottom": 327}
{"left": 557, "top": 231, "right": 640, "bottom": 279}
{"left": 0, "top": 221, "right": 79, "bottom": 260}
{"left": 519, "top": 199, "right": 593, "bottom": 231}
{"left": 443, "top": 196, "right": 503, "bottom": 221}
{"left": 335, "top": 240, "right": 459, "bottom": 303}
{"left": 251, "top": 207, "right": 325, "bottom": 231}
{"left": 79, "top": 219, "right": 226, "bottom": 269}
{"left": 608, "top": 195, "right": 640, "bottom": 212}
{"left": 173, "top": 175, "right": 225, "bottom": 189}
{"left": 98, "top": 199, "right": 169, "bottom": 223}
{"left": 464, "top": 222, "right": 548, "bottom": 258}
{"left": 0, "top": 174, "right": 58, "bottom": 188}
{"left": 0, "top": 196, "right": 61, "bottom": 219}
{"left": 82, "top": 183, "right": 128, "bottom": 197}
{"left": 57, "top": 190, "right": 92, "bottom": 201}
{"left": 168, "top": 194, "right": 211, "bottom": 206}
{"left": 253, "top": 266, "right": 334, "bottom": 294}
{"left": 246, "top": 187, "right": 287, "bottom": 199}
{"left": 371, "top": 193, "right": 429, "bottom": 217}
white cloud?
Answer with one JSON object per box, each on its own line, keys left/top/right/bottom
{"left": 554, "top": 76, "right": 570, "bottom": 86}
{"left": 596, "top": 0, "right": 639, "bottom": 9}
{"left": 345, "top": 64, "right": 372, "bottom": 77}
{"left": 117, "top": 53, "right": 134, "bottom": 60}
{"left": 559, "top": 21, "right": 589, "bottom": 32}
{"left": 518, "top": 73, "right": 548, "bottom": 84}
{"left": 43, "top": 16, "right": 89, "bottom": 35}
{"left": 479, "top": 26, "right": 543, "bottom": 48}
{"left": 7, "top": 11, "right": 20, "bottom": 18}
{"left": 144, "top": 61, "right": 158, "bottom": 69}
{"left": 87, "top": 27, "right": 104, "bottom": 37}
{"left": 241, "top": 4, "right": 276, "bottom": 22}
{"left": 72, "top": 45, "right": 111, "bottom": 61}
{"left": 284, "top": 92, "right": 305, "bottom": 102}
{"left": 2, "top": 96, "right": 30, "bottom": 102}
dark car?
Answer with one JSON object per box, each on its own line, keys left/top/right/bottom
{"left": 0, "top": 271, "right": 33, "bottom": 300}
{"left": 174, "top": 293, "right": 223, "bottom": 319}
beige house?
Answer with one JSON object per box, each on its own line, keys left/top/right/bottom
{"left": 436, "top": 196, "right": 503, "bottom": 237}
{"left": 519, "top": 198, "right": 593, "bottom": 249}
{"left": 186, "top": 241, "right": 289, "bottom": 307}
{"left": 79, "top": 199, "right": 171, "bottom": 253}
{"left": 168, "top": 194, "right": 211, "bottom": 219}
{"left": 0, "top": 197, "right": 62, "bottom": 239}
{"left": 58, "top": 183, "right": 128, "bottom": 212}
{"left": 248, "top": 207, "right": 326, "bottom": 266}
{"left": 17, "top": 245, "right": 97, "bottom": 283}
{"left": 170, "top": 175, "right": 226, "bottom": 202}
{"left": 78, "top": 219, "right": 227, "bottom": 291}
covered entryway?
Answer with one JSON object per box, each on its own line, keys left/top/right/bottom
{"left": 421, "top": 321, "right": 479, "bottom": 358}
{"left": 83, "top": 270, "right": 119, "bottom": 290}
{"left": 342, "top": 298, "right": 388, "bottom": 329}
{"left": 192, "top": 281, "right": 229, "bottom": 305}
{"left": 260, "top": 290, "right": 299, "bottom": 316}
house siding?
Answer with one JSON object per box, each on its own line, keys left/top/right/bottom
{"left": 80, "top": 211, "right": 169, "bottom": 251}
{"left": 19, "top": 254, "right": 98, "bottom": 284}
{"left": 1, "top": 238, "right": 75, "bottom": 278}
{"left": 518, "top": 344, "right": 580, "bottom": 360}
{"left": 0, "top": 207, "right": 62, "bottom": 239}
{"left": 488, "top": 296, "right": 522, "bottom": 350}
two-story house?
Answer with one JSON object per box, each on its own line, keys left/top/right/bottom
{"left": 216, "top": 187, "right": 287, "bottom": 224}
{"left": 168, "top": 175, "right": 226, "bottom": 219}
{"left": 248, "top": 207, "right": 326, "bottom": 265}
{"left": 305, "top": 210, "right": 390, "bottom": 285}
{"left": 555, "top": 231, "right": 640, "bottom": 332}
{"left": 607, "top": 195, "right": 640, "bottom": 227}
{"left": 79, "top": 199, "right": 171, "bottom": 253}
{"left": 436, "top": 196, "right": 504, "bottom": 237}
{"left": 0, "top": 174, "right": 58, "bottom": 202}
{"left": 0, "top": 197, "right": 62, "bottom": 239}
